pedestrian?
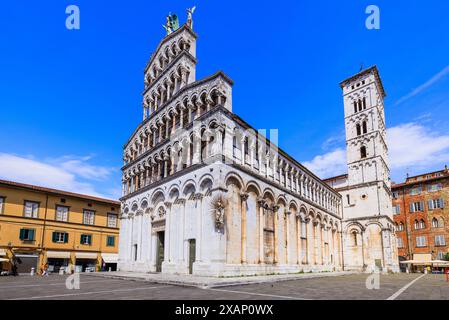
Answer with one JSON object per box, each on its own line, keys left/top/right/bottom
{"left": 43, "top": 263, "right": 49, "bottom": 277}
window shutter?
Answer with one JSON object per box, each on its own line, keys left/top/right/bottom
{"left": 440, "top": 199, "right": 445, "bottom": 208}
{"left": 64, "top": 233, "right": 68, "bottom": 243}
{"left": 420, "top": 202, "right": 424, "bottom": 211}
{"left": 428, "top": 200, "right": 433, "bottom": 210}
{"left": 409, "top": 203, "right": 414, "bottom": 213}
{"left": 89, "top": 235, "right": 92, "bottom": 245}
{"left": 19, "top": 229, "right": 25, "bottom": 240}
{"left": 52, "top": 232, "right": 57, "bottom": 242}
{"left": 29, "top": 229, "right": 35, "bottom": 241}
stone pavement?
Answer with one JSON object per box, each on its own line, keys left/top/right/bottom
{"left": 88, "top": 270, "right": 356, "bottom": 288}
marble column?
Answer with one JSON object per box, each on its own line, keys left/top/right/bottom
{"left": 240, "top": 193, "right": 249, "bottom": 264}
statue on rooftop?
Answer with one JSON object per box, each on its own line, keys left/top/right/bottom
{"left": 186, "top": 6, "right": 196, "bottom": 29}
{"left": 162, "top": 15, "right": 173, "bottom": 35}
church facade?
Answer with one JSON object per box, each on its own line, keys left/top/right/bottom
{"left": 117, "top": 14, "right": 398, "bottom": 276}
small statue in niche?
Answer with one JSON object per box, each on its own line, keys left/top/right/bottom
{"left": 211, "top": 193, "right": 226, "bottom": 230}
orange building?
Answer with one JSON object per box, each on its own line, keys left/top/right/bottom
{"left": 392, "top": 166, "right": 449, "bottom": 271}
{"left": 0, "top": 180, "right": 120, "bottom": 274}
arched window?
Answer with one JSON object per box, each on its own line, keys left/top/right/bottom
{"left": 363, "top": 97, "right": 367, "bottom": 109}
{"left": 420, "top": 219, "right": 426, "bottom": 229}
{"left": 432, "top": 218, "right": 439, "bottom": 228}
{"left": 356, "top": 124, "right": 361, "bottom": 136}
{"left": 360, "top": 146, "right": 367, "bottom": 159}
{"left": 398, "top": 222, "right": 404, "bottom": 231}
{"left": 358, "top": 99, "right": 362, "bottom": 112}
{"left": 362, "top": 121, "right": 367, "bottom": 134}
{"left": 439, "top": 218, "right": 445, "bottom": 228}
{"left": 244, "top": 137, "right": 249, "bottom": 156}
{"left": 414, "top": 220, "right": 419, "bottom": 230}
{"left": 354, "top": 101, "right": 357, "bottom": 113}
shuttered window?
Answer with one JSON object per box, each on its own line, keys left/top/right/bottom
{"left": 19, "top": 228, "right": 35, "bottom": 241}
{"left": 56, "top": 205, "right": 69, "bottom": 222}
{"left": 428, "top": 199, "right": 444, "bottom": 210}
{"left": 409, "top": 201, "right": 424, "bottom": 213}
{"left": 107, "top": 213, "right": 117, "bottom": 228}
{"left": 24, "top": 201, "right": 39, "bottom": 218}
{"left": 107, "top": 236, "right": 115, "bottom": 247}
{"left": 80, "top": 234, "right": 92, "bottom": 245}
{"left": 397, "top": 237, "right": 404, "bottom": 248}
{"left": 52, "top": 232, "right": 69, "bottom": 243}
{"left": 0, "top": 197, "right": 4, "bottom": 214}
{"left": 83, "top": 210, "right": 95, "bottom": 225}
{"left": 416, "top": 236, "right": 427, "bottom": 247}
{"left": 428, "top": 184, "right": 442, "bottom": 192}
{"left": 435, "top": 235, "right": 446, "bottom": 246}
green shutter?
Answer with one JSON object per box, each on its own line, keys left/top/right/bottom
{"left": 64, "top": 233, "right": 68, "bottom": 243}
{"left": 52, "top": 232, "right": 57, "bottom": 242}
{"left": 107, "top": 236, "right": 115, "bottom": 246}
{"left": 19, "top": 229, "right": 25, "bottom": 240}
{"left": 80, "top": 234, "right": 83, "bottom": 244}
{"left": 29, "top": 229, "right": 35, "bottom": 241}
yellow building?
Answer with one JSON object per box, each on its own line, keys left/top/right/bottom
{"left": 0, "top": 179, "right": 120, "bottom": 274}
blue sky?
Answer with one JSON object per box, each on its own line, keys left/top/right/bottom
{"left": 1, "top": 1, "right": 449, "bottom": 199}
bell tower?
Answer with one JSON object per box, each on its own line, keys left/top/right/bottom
{"left": 339, "top": 66, "right": 398, "bottom": 272}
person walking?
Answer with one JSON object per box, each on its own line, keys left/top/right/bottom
{"left": 42, "top": 263, "right": 49, "bottom": 277}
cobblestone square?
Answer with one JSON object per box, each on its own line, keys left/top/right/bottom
{"left": 1, "top": 273, "right": 448, "bottom": 300}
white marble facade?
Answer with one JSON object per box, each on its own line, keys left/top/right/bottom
{"left": 118, "top": 23, "right": 344, "bottom": 276}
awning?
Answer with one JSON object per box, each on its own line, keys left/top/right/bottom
{"left": 75, "top": 252, "right": 98, "bottom": 259}
{"left": 46, "top": 251, "right": 71, "bottom": 259}
{"left": 400, "top": 260, "right": 449, "bottom": 266}
{"left": 0, "top": 249, "right": 7, "bottom": 257}
{"left": 0, "top": 258, "right": 9, "bottom": 262}
{"left": 101, "top": 253, "right": 118, "bottom": 263}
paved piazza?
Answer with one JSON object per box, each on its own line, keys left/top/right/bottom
{"left": 0, "top": 273, "right": 448, "bottom": 300}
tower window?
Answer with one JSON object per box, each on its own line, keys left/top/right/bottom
{"left": 360, "top": 146, "right": 367, "bottom": 159}
{"left": 362, "top": 121, "right": 367, "bottom": 134}
{"left": 346, "top": 194, "right": 350, "bottom": 205}
{"left": 356, "top": 124, "right": 361, "bottom": 136}
{"left": 363, "top": 97, "right": 367, "bottom": 109}
{"left": 358, "top": 99, "right": 362, "bottom": 112}
{"left": 354, "top": 101, "right": 357, "bottom": 113}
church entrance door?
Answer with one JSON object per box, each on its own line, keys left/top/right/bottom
{"left": 156, "top": 231, "right": 165, "bottom": 272}
{"left": 188, "top": 239, "right": 196, "bottom": 274}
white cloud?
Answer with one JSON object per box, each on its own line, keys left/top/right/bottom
{"left": 0, "top": 153, "right": 118, "bottom": 199}
{"left": 303, "top": 148, "right": 347, "bottom": 179}
{"left": 49, "top": 155, "right": 113, "bottom": 181}
{"left": 395, "top": 65, "right": 449, "bottom": 106}
{"left": 303, "top": 122, "right": 449, "bottom": 180}
{"left": 388, "top": 123, "right": 449, "bottom": 169}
